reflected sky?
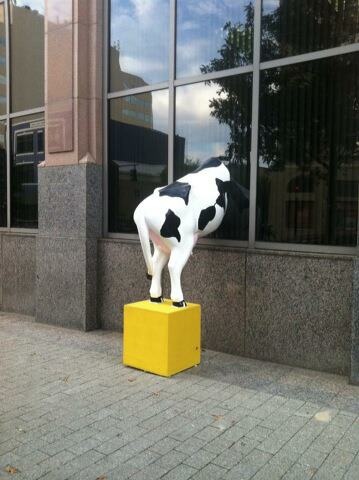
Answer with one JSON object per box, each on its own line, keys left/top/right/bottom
{"left": 15, "top": 0, "right": 44, "bottom": 14}
{"left": 176, "top": 82, "right": 231, "bottom": 166}
{"left": 262, "top": 0, "right": 278, "bottom": 14}
{"left": 176, "top": 0, "right": 253, "bottom": 78}
{"left": 110, "top": 0, "right": 169, "bottom": 86}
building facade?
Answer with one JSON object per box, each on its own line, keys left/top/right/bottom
{"left": 0, "top": 0, "right": 358, "bottom": 382}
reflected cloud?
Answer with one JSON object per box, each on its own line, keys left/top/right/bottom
{"left": 176, "top": 82, "right": 226, "bottom": 123}
{"left": 110, "top": 0, "right": 169, "bottom": 85}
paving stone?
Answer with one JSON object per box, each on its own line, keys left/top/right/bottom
{"left": 282, "top": 462, "right": 317, "bottom": 480}
{"left": 299, "top": 448, "right": 328, "bottom": 469}
{"left": 191, "top": 462, "right": 227, "bottom": 480}
{"left": 184, "top": 448, "right": 219, "bottom": 469}
{"left": 161, "top": 463, "right": 197, "bottom": 480}
{"left": 344, "top": 462, "right": 359, "bottom": 480}
{"left": 1, "top": 315, "right": 359, "bottom": 480}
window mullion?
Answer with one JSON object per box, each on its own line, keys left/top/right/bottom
{"left": 248, "top": 0, "right": 262, "bottom": 248}
{"left": 5, "top": 0, "right": 10, "bottom": 229}
{"left": 168, "top": 0, "right": 176, "bottom": 184}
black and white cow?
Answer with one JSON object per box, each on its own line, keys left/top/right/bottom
{"left": 134, "top": 158, "right": 238, "bottom": 307}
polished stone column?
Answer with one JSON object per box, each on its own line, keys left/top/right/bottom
{"left": 36, "top": 0, "right": 103, "bottom": 330}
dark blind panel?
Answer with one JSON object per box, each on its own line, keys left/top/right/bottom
{"left": 262, "top": 0, "right": 359, "bottom": 61}
{"left": 257, "top": 53, "right": 359, "bottom": 246}
{"left": 11, "top": 114, "right": 44, "bottom": 228}
{"left": 0, "top": 4, "right": 6, "bottom": 116}
{"left": 0, "top": 120, "right": 6, "bottom": 227}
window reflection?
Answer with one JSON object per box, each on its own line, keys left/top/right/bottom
{"left": 108, "top": 90, "right": 169, "bottom": 233}
{"left": 175, "top": 75, "right": 252, "bottom": 240}
{"left": 257, "top": 53, "right": 359, "bottom": 246}
{"left": 177, "top": 0, "right": 254, "bottom": 78}
{"left": 0, "top": 4, "right": 6, "bottom": 115}
{"left": 110, "top": 0, "right": 169, "bottom": 91}
{"left": 262, "top": 0, "right": 359, "bottom": 61}
{"left": 0, "top": 120, "right": 6, "bottom": 227}
{"left": 11, "top": 113, "right": 44, "bottom": 228}
{"left": 10, "top": 0, "right": 44, "bottom": 112}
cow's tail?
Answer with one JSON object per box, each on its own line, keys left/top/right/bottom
{"left": 133, "top": 205, "right": 153, "bottom": 279}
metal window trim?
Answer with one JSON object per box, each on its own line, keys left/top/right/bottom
{"left": 103, "top": 0, "right": 359, "bottom": 255}
{"left": 0, "top": 226, "right": 38, "bottom": 234}
{"left": 168, "top": 0, "right": 175, "bottom": 184}
{"left": 5, "top": 0, "right": 10, "bottom": 230}
{"left": 248, "top": 0, "right": 261, "bottom": 248}
{"left": 108, "top": 82, "right": 169, "bottom": 100}
{"left": 103, "top": 0, "right": 109, "bottom": 237}
{"left": 254, "top": 241, "right": 358, "bottom": 256}
{"left": 260, "top": 43, "right": 359, "bottom": 70}
{"left": 9, "top": 106, "right": 45, "bottom": 118}
{"left": 174, "top": 65, "right": 254, "bottom": 87}
{"left": 103, "top": 232, "right": 356, "bottom": 256}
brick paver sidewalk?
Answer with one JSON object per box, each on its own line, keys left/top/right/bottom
{"left": 1, "top": 313, "right": 359, "bottom": 480}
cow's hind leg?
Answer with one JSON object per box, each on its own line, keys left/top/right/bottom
{"left": 168, "top": 240, "right": 194, "bottom": 307}
{"left": 150, "top": 246, "right": 169, "bottom": 302}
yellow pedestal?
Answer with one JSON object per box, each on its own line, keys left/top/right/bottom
{"left": 123, "top": 299, "right": 201, "bottom": 377}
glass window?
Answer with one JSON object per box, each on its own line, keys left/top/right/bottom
{"left": 11, "top": 114, "right": 44, "bottom": 228}
{"left": 10, "top": 0, "right": 45, "bottom": 112}
{"left": 16, "top": 133, "right": 34, "bottom": 155}
{"left": 0, "top": 120, "right": 6, "bottom": 227}
{"left": 0, "top": 3, "right": 6, "bottom": 116}
{"left": 108, "top": 90, "right": 169, "bottom": 233}
{"left": 176, "top": 0, "right": 254, "bottom": 78}
{"left": 262, "top": 0, "right": 359, "bottom": 61}
{"left": 110, "top": 0, "right": 169, "bottom": 91}
{"left": 175, "top": 75, "right": 252, "bottom": 240}
{"left": 257, "top": 53, "right": 359, "bottom": 246}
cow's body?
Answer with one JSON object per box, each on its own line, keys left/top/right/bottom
{"left": 133, "top": 158, "right": 230, "bottom": 306}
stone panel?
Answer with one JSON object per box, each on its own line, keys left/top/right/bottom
{"left": 245, "top": 252, "right": 352, "bottom": 375}
{"left": 180, "top": 246, "right": 246, "bottom": 355}
{"left": 98, "top": 240, "right": 149, "bottom": 331}
{"left": 98, "top": 240, "right": 246, "bottom": 355}
{"left": 36, "top": 236, "right": 98, "bottom": 330}
{"left": 2, "top": 234, "right": 36, "bottom": 315}
{"left": 38, "top": 164, "right": 102, "bottom": 238}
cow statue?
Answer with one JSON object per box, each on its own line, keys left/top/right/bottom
{"left": 134, "top": 157, "right": 240, "bottom": 307}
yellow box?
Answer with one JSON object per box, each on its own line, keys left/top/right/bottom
{"left": 123, "top": 299, "right": 201, "bottom": 377}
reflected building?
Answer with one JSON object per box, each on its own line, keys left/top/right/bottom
{"left": 10, "top": 2, "right": 44, "bottom": 112}
{"left": 109, "top": 46, "right": 185, "bottom": 232}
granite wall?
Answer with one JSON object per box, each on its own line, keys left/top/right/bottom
{"left": 0, "top": 233, "right": 36, "bottom": 316}
{"left": 0, "top": 233, "right": 355, "bottom": 377}
{"left": 98, "top": 239, "right": 354, "bottom": 376}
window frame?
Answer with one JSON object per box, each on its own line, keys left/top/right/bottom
{"left": 0, "top": 0, "right": 44, "bottom": 234}
{"left": 104, "top": 0, "right": 359, "bottom": 255}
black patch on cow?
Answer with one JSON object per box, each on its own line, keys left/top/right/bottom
{"left": 194, "top": 157, "right": 222, "bottom": 172}
{"left": 160, "top": 209, "right": 181, "bottom": 242}
{"left": 198, "top": 205, "right": 216, "bottom": 231}
{"left": 215, "top": 178, "right": 227, "bottom": 209}
{"left": 159, "top": 181, "right": 191, "bottom": 205}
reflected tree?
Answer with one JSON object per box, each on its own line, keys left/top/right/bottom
{"left": 200, "top": 0, "right": 359, "bottom": 244}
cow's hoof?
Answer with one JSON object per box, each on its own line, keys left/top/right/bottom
{"left": 150, "top": 296, "right": 163, "bottom": 303}
{"left": 172, "top": 300, "right": 187, "bottom": 308}
{"left": 146, "top": 273, "right": 152, "bottom": 280}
